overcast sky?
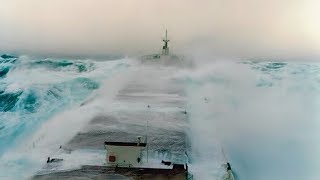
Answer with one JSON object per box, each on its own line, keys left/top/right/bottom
{"left": 0, "top": 0, "right": 319, "bottom": 58}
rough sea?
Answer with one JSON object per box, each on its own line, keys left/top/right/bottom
{"left": 0, "top": 55, "right": 319, "bottom": 179}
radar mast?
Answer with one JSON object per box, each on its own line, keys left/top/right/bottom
{"left": 162, "top": 30, "right": 170, "bottom": 55}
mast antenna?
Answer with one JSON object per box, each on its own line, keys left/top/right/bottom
{"left": 162, "top": 29, "right": 170, "bottom": 55}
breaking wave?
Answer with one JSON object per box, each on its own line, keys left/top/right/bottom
{"left": 0, "top": 55, "right": 130, "bottom": 156}
{"left": 183, "top": 60, "right": 320, "bottom": 179}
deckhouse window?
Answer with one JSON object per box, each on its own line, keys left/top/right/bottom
{"left": 109, "top": 155, "right": 116, "bottom": 162}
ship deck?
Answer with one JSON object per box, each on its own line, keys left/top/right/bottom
{"left": 32, "top": 66, "right": 190, "bottom": 179}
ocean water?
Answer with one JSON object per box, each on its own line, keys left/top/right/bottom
{"left": 0, "top": 55, "right": 319, "bottom": 179}
{"left": 0, "top": 55, "right": 131, "bottom": 178}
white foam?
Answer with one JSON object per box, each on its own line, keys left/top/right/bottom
{"left": 182, "top": 61, "right": 320, "bottom": 179}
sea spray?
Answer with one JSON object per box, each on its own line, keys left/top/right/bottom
{"left": 181, "top": 61, "right": 320, "bottom": 179}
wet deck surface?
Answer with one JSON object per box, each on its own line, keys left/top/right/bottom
{"left": 33, "top": 66, "right": 190, "bottom": 179}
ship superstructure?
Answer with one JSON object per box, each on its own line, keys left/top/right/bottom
{"left": 140, "top": 30, "right": 188, "bottom": 67}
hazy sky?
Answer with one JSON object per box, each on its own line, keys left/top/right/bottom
{"left": 0, "top": 0, "right": 319, "bottom": 58}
